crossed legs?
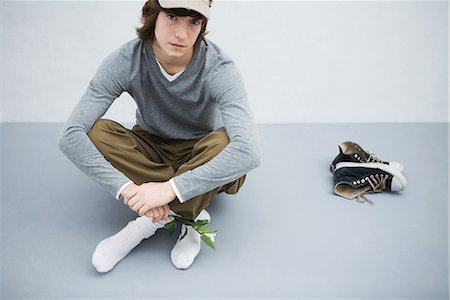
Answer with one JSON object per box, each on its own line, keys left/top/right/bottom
{"left": 87, "top": 119, "right": 245, "bottom": 271}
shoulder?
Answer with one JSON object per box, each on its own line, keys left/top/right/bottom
{"left": 201, "top": 39, "right": 246, "bottom": 98}
{"left": 95, "top": 38, "right": 145, "bottom": 78}
{"left": 92, "top": 38, "right": 144, "bottom": 84}
{"left": 203, "top": 38, "right": 229, "bottom": 59}
{"left": 104, "top": 38, "right": 142, "bottom": 63}
{"left": 202, "top": 38, "right": 241, "bottom": 77}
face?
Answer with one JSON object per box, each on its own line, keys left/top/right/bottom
{"left": 153, "top": 11, "right": 203, "bottom": 62}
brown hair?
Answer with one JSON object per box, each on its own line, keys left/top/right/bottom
{"left": 135, "top": 0, "right": 209, "bottom": 48}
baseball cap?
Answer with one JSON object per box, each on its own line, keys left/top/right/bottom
{"left": 158, "top": 0, "right": 211, "bottom": 19}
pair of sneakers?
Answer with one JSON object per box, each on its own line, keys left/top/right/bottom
{"left": 330, "top": 141, "right": 407, "bottom": 205}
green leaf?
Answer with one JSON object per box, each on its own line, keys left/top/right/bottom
{"left": 179, "top": 225, "right": 188, "bottom": 241}
{"left": 201, "top": 230, "right": 218, "bottom": 234}
{"left": 195, "top": 224, "right": 210, "bottom": 233}
{"left": 165, "top": 214, "right": 218, "bottom": 250}
{"left": 164, "top": 220, "right": 176, "bottom": 230}
{"left": 201, "top": 234, "right": 216, "bottom": 250}
{"left": 194, "top": 219, "right": 209, "bottom": 226}
{"left": 173, "top": 216, "right": 195, "bottom": 227}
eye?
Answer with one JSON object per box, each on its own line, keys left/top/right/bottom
{"left": 167, "top": 14, "right": 178, "bottom": 21}
{"left": 191, "top": 19, "right": 202, "bottom": 26}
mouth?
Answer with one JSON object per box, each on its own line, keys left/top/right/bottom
{"left": 170, "top": 43, "right": 186, "bottom": 48}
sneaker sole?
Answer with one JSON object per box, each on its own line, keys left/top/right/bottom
{"left": 331, "top": 161, "right": 403, "bottom": 173}
{"left": 334, "top": 162, "right": 407, "bottom": 191}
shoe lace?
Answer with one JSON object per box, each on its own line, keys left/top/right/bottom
{"left": 356, "top": 174, "right": 388, "bottom": 205}
{"left": 366, "top": 152, "right": 382, "bottom": 163}
{"left": 353, "top": 143, "right": 382, "bottom": 163}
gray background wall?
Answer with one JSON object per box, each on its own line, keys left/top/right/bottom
{"left": 1, "top": 0, "right": 448, "bottom": 123}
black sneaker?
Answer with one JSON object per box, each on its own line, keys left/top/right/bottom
{"left": 333, "top": 165, "right": 407, "bottom": 205}
{"left": 330, "top": 141, "right": 403, "bottom": 172}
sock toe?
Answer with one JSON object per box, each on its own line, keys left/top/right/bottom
{"left": 170, "top": 224, "right": 202, "bottom": 270}
{"left": 92, "top": 247, "right": 114, "bottom": 273}
{"left": 170, "top": 251, "right": 194, "bottom": 269}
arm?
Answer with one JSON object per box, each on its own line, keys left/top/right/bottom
{"left": 115, "top": 62, "right": 261, "bottom": 213}
{"left": 58, "top": 48, "right": 133, "bottom": 199}
{"left": 171, "top": 62, "right": 262, "bottom": 201}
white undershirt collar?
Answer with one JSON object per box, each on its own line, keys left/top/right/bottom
{"left": 155, "top": 59, "right": 185, "bottom": 82}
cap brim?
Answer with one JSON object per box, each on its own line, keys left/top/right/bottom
{"left": 159, "top": 0, "right": 210, "bottom": 19}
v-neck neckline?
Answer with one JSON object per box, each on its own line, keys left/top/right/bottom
{"left": 145, "top": 41, "right": 205, "bottom": 85}
{"left": 155, "top": 59, "right": 185, "bottom": 82}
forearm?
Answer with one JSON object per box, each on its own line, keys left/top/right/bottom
{"left": 58, "top": 52, "right": 131, "bottom": 199}
{"left": 172, "top": 135, "right": 261, "bottom": 201}
{"left": 58, "top": 124, "right": 132, "bottom": 198}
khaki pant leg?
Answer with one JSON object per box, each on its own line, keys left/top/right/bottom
{"left": 169, "top": 128, "right": 246, "bottom": 220}
{"left": 87, "top": 119, "right": 175, "bottom": 185}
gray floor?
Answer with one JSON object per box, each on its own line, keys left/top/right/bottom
{"left": 1, "top": 123, "right": 448, "bottom": 300}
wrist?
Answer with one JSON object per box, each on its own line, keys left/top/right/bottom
{"left": 169, "top": 178, "right": 184, "bottom": 202}
{"left": 164, "top": 181, "right": 176, "bottom": 201}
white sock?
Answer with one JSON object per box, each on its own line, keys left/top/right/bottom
{"left": 92, "top": 215, "right": 172, "bottom": 273}
{"left": 170, "top": 209, "right": 211, "bottom": 270}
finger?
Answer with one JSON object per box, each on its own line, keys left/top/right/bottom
{"left": 122, "top": 194, "right": 131, "bottom": 206}
{"left": 155, "top": 207, "right": 164, "bottom": 223}
{"left": 151, "top": 208, "right": 160, "bottom": 223}
{"left": 163, "top": 205, "right": 170, "bottom": 219}
{"left": 159, "top": 206, "right": 166, "bottom": 221}
{"left": 138, "top": 205, "right": 150, "bottom": 216}
{"left": 131, "top": 198, "right": 145, "bottom": 212}
{"left": 127, "top": 195, "right": 140, "bottom": 208}
{"left": 123, "top": 191, "right": 137, "bottom": 205}
{"left": 164, "top": 205, "right": 170, "bottom": 219}
{"left": 156, "top": 207, "right": 165, "bottom": 222}
{"left": 137, "top": 207, "right": 145, "bottom": 216}
{"left": 132, "top": 202, "right": 145, "bottom": 214}
{"left": 146, "top": 210, "right": 154, "bottom": 218}
{"left": 123, "top": 187, "right": 139, "bottom": 205}
{"left": 154, "top": 206, "right": 163, "bottom": 222}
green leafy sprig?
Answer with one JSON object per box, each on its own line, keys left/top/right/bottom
{"left": 164, "top": 214, "right": 218, "bottom": 250}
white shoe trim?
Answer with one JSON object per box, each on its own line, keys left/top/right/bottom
{"left": 334, "top": 162, "right": 407, "bottom": 191}
{"left": 388, "top": 161, "right": 404, "bottom": 172}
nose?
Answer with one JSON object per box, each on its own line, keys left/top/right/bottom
{"left": 174, "top": 23, "right": 188, "bottom": 40}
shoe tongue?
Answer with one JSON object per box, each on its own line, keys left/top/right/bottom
{"left": 359, "top": 150, "right": 370, "bottom": 161}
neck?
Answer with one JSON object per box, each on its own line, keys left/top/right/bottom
{"left": 151, "top": 41, "right": 193, "bottom": 75}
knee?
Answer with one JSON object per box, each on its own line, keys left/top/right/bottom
{"left": 195, "top": 128, "right": 229, "bottom": 157}
{"left": 209, "top": 129, "right": 230, "bottom": 152}
{"left": 87, "top": 119, "right": 118, "bottom": 144}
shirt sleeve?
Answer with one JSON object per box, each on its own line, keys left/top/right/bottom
{"left": 169, "top": 178, "right": 186, "bottom": 203}
{"left": 171, "top": 62, "right": 262, "bottom": 201}
{"left": 58, "top": 47, "right": 133, "bottom": 200}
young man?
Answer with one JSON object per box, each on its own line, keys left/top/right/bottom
{"left": 58, "top": 0, "right": 261, "bottom": 272}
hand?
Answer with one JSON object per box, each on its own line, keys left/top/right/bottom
{"left": 144, "top": 204, "right": 171, "bottom": 223}
{"left": 121, "top": 181, "right": 176, "bottom": 220}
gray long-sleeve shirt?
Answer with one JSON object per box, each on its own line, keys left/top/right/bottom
{"left": 58, "top": 37, "right": 261, "bottom": 202}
